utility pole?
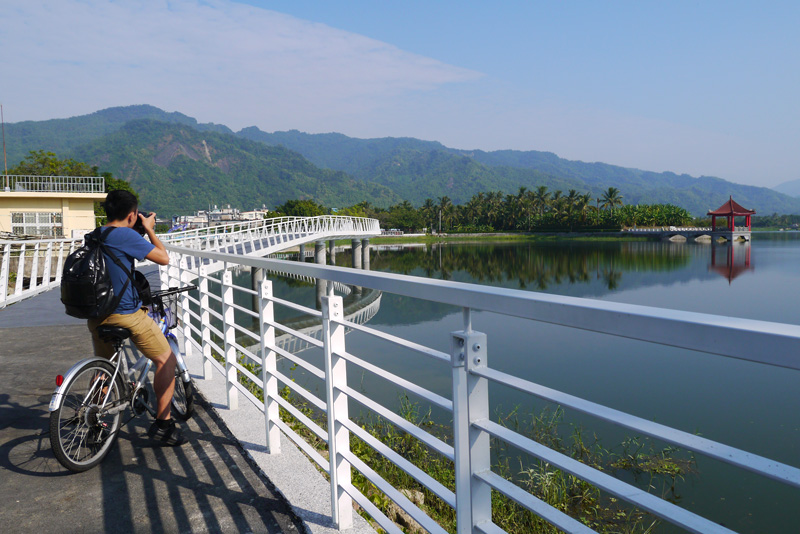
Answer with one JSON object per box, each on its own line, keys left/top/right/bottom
{"left": 1, "top": 104, "right": 8, "bottom": 191}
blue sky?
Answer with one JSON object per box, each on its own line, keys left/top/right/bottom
{"left": 1, "top": 0, "right": 798, "bottom": 187}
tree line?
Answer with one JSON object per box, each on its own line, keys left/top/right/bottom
{"left": 344, "top": 186, "right": 693, "bottom": 233}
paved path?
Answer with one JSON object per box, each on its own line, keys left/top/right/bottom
{"left": 0, "top": 278, "right": 304, "bottom": 533}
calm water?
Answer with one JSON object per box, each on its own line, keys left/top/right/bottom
{"left": 255, "top": 233, "right": 800, "bottom": 533}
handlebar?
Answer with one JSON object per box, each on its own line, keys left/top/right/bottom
{"left": 151, "top": 285, "right": 198, "bottom": 298}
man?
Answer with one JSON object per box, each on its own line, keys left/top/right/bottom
{"left": 88, "top": 190, "right": 186, "bottom": 446}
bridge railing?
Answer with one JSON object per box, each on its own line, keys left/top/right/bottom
{"left": 0, "top": 236, "right": 83, "bottom": 308}
{"left": 161, "top": 215, "right": 381, "bottom": 251}
{"left": 161, "top": 243, "right": 800, "bottom": 534}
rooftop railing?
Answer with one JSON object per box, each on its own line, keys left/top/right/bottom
{"left": 162, "top": 243, "right": 800, "bottom": 534}
{"left": 3, "top": 175, "right": 105, "bottom": 193}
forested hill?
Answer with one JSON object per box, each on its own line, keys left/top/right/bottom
{"left": 6, "top": 105, "right": 800, "bottom": 215}
{"left": 239, "top": 128, "right": 800, "bottom": 215}
{"left": 67, "top": 120, "right": 400, "bottom": 214}
{"left": 3, "top": 105, "right": 233, "bottom": 166}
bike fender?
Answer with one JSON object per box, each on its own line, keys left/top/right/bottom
{"left": 49, "top": 357, "right": 111, "bottom": 412}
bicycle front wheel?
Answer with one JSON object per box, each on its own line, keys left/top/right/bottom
{"left": 167, "top": 336, "right": 194, "bottom": 421}
{"left": 49, "top": 360, "right": 123, "bottom": 472}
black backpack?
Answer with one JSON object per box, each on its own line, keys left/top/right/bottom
{"left": 60, "top": 227, "right": 145, "bottom": 319}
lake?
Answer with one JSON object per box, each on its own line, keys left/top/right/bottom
{"left": 253, "top": 233, "right": 800, "bottom": 533}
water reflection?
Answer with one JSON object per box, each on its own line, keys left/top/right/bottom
{"left": 365, "top": 241, "right": 694, "bottom": 291}
{"left": 709, "top": 241, "right": 753, "bottom": 284}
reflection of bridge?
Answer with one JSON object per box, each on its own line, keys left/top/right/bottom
{"left": 623, "top": 226, "right": 752, "bottom": 241}
{"left": 245, "top": 288, "right": 382, "bottom": 356}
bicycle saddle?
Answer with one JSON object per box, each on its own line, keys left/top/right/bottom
{"left": 96, "top": 325, "right": 133, "bottom": 343}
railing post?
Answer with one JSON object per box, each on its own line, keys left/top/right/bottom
{"left": 198, "top": 266, "right": 213, "bottom": 380}
{"left": 42, "top": 242, "right": 53, "bottom": 287}
{"left": 15, "top": 244, "right": 26, "bottom": 295}
{"left": 178, "top": 257, "right": 193, "bottom": 361}
{"left": 29, "top": 242, "right": 41, "bottom": 292}
{"left": 259, "top": 277, "right": 280, "bottom": 454}
{"left": 222, "top": 270, "right": 238, "bottom": 409}
{"left": 322, "top": 294, "right": 353, "bottom": 529}
{"left": 451, "top": 327, "right": 491, "bottom": 533}
{"left": 0, "top": 243, "right": 10, "bottom": 307}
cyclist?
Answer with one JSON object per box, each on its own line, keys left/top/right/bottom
{"left": 87, "top": 190, "right": 187, "bottom": 446}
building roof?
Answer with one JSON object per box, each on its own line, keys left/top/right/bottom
{"left": 707, "top": 196, "right": 756, "bottom": 216}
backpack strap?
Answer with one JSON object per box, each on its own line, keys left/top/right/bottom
{"left": 96, "top": 226, "right": 143, "bottom": 311}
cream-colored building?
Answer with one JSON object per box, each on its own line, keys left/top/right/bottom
{"left": 0, "top": 175, "right": 106, "bottom": 238}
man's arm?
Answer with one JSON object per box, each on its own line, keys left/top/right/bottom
{"left": 140, "top": 213, "right": 170, "bottom": 265}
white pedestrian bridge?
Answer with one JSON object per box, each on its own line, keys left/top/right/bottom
{"left": 3, "top": 216, "right": 800, "bottom": 533}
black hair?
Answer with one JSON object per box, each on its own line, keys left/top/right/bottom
{"left": 104, "top": 190, "right": 138, "bottom": 222}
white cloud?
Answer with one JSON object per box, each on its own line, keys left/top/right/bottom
{"left": 0, "top": 0, "right": 481, "bottom": 129}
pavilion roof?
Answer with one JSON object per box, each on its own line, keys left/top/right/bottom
{"left": 707, "top": 196, "right": 756, "bottom": 216}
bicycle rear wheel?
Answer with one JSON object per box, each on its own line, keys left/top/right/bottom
{"left": 49, "top": 360, "right": 123, "bottom": 472}
{"left": 167, "top": 336, "right": 194, "bottom": 421}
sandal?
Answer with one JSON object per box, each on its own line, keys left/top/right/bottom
{"left": 147, "top": 419, "right": 187, "bottom": 446}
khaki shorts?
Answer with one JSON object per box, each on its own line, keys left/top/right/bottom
{"left": 88, "top": 308, "right": 170, "bottom": 360}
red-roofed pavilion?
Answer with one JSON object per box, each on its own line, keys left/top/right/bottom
{"left": 708, "top": 196, "right": 755, "bottom": 232}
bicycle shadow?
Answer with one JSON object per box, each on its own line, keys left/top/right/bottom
{"left": 0, "top": 393, "right": 72, "bottom": 477}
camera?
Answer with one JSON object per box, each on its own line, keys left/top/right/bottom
{"left": 133, "top": 211, "right": 148, "bottom": 235}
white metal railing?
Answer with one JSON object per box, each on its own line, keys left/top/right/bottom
{"left": 0, "top": 236, "right": 83, "bottom": 308}
{"left": 623, "top": 227, "right": 750, "bottom": 233}
{"left": 162, "top": 215, "right": 380, "bottom": 246}
{"left": 3, "top": 174, "right": 105, "bottom": 193}
{"left": 161, "top": 243, "right": 800, "bottom": 534}
{"left": 160, "top": 216, "right": 379, "bottom": 273}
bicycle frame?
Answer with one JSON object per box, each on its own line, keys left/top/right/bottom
{"left": 49, "top": 346, "right": 152, "bottom": 413}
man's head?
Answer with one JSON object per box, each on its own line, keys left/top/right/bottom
{"left": 104, "top": 190, "right": 138, "bottom": 224}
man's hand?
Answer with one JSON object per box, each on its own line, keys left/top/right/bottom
{"left": 142, "top": 211, "right": 170, "bottom": 265}
{"left": 139, "top": 212, "right": 157, "bottom": 233}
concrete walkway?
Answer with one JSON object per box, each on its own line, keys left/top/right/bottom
{"left": 0, "top": 270, "right": 377, "bottom": 534}
{"left": 0, "top": 280, "right": 303, "bottom": 533}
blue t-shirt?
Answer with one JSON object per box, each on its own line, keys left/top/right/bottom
{"left": 100, "top": 226, "right": 155, "bottom": 314}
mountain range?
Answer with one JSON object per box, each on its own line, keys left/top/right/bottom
{"left": 5, "top": 104, "right": 800, "bottom": 216}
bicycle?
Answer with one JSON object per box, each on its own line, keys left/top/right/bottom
{"left": 48, "top": 285, "right": 197, "bottom": 472}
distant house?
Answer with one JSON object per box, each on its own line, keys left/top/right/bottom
{"left": 0, "top": 175, "right": 106, "bottom": 238}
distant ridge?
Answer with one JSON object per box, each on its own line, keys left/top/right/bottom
{"left": 774, "top": 178, "right": 800, "bottom": 198}
{"left": 6, "top": 105, "right": 800, "bottom": 215}
{"left": 239, "top": 127, "right": 800, "bottom": 215}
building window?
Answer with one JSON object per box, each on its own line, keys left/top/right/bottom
{"left": 11, "top": 212, "right": 64, "bottom": 237}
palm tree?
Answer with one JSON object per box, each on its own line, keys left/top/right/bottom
{"left": 601, "top": 187, "right": 624, "bottom": 211}
{"left": 438, "top": 196, "right": 454, "bottom": 232}
{"left": 485, "top": 191, "right": 504, "bottom": 229}
{"left": 421, "top": 198, "right": 436, "bottom": 232}
{"left": 532, "top": 186, "right": 550, "bottom": 216}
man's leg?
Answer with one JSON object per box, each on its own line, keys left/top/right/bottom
{"left": 149, "top": 347, "right": 177, "bottom": 420}
{"left": 121, "top": 309, "right": 187, "bottom": 446}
